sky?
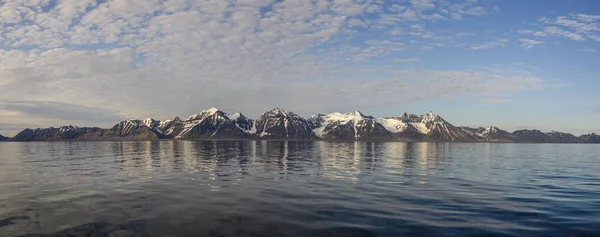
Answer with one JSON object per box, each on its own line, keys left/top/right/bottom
{"left": 0, "top": 0, "right": 599, "bottom": 136}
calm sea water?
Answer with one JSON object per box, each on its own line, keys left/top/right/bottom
{"left": 0, "top": 141, "right": 599, "bottom": 237}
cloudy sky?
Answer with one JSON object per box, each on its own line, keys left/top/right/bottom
{"left": 0, "top": 0, "right": 599, "bottom": 136}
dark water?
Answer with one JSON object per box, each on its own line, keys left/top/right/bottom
{"left": 1, "top": 141, "right": 599, "bottom": 237}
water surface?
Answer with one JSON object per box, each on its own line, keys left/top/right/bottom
{"left": 1, "top": 141, "right": 599, "bottom": 237}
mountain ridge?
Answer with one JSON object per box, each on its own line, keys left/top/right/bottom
{"left": 3, "top": 107, "right": 598, "bottom": 143}
{"left": 0, "top": 134, "right": 10, "bottom": 141}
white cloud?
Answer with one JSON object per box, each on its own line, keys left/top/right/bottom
{"left": 518, "top": 39, "right": 544, "bottom": 48}
{"left": 409, "top": 0, "right": 436, "bottom": 11}
{"left": 520, "top": 13, "right": 600, "bottom": 42}
{"left": 543, "top": 26, "right": 585, "bottom": 41}
{"left": 394, "top": 57, "right": 421, "bottom": 63}
{"left": 470, "top": 39, "right": 509, "bottom": 50}
{"left": 579, "top": 48, "right": 596, "bottom": 52}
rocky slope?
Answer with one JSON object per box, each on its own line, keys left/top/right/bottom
{"left": 7, "top": 107, "right": 599, "bottom": 143}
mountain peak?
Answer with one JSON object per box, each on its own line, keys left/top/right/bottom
{"left": 187, "top": 107, "right": 224, "bottom": 121}
{"left": 347, "top": 110, "right": 365, "bottom": 117}
{"left": 58, "top": 125, "right": 78, "bottom": 133}
{"left": 204, "top": 107, "right": 219, "bottom": 114}
{"left": 425, "top": 111, "right": 437, "bottom": 118}
{"left": 269, "top": 108, "right": 287, "bottom": 114}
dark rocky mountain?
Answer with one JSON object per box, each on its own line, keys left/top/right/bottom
{"left": 545, "top": 131, "right": 584, "bottom": 143}
{"left": 310, "top": 111, "right": 391, "bottom": 140}
{"left": 509, "top": 130, "right": 585, "bottom": 143}
{"left": 462, "top": 126, "right": 515, "bottom": 142}
{"left": 511, "top": 129, "right": 551, "bottom": 143}
{"left": 0, "top": 134, "right": 11, "bottom": 141}
{"left": 175, "top": 108, "right": 249, "bottom": 139}
{"left": 580, "top": 133, "right": 600, "bottom": 143}
{"left": 11, "top": 126, "right": 105, "bottom": 141}
{"left": 10, "top": 122, "right": 162, "bottom": 141}
{"left": 255, "top": 108, "right": 315, "bottom": 139}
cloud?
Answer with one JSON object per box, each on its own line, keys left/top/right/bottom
{"left": 518, "top": 39, "right": 544, "bottom": 48}
{"left": 470, "top": 39, "right": 509, "bottom": 50}
{"left": 394, "top": 57, "right": 421, "bottom": 63}
{"left": 0, "top": 101, "right": 125, "bottom": 135}
{"left": 0, "top": 0, "right": 551, "bottom": 133}
{"left": 519, "top": 13, "right": 600, "bottom": 42}
{"left": 409, "top": 0, "right": 436, "bottom": 11}
{"left": 0, "top": 101, "right": 124, "bottom": 123}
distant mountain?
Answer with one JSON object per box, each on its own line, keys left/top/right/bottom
{"left": 545, "top": 131, "right": 584, "bottom": 143}
{"left": 310, "top": 111, "right": 391, "bottom": 140}
{"left": 0, "top": 134, "right": 10, "bottom": 141}
{"left": 11, "top": 126, "right": 104, "bottom": 141}
{"left": 580, "top": 133, "right": 600, "bottom": 143}
{"left": 254, "top": 108, "right": 315, "bottom": 139}
{"left": 7, "top": 107, "right": 599, "bottom": 143}
{"left": 511, "top": 129, "right": 551, "bottom": 143}
{"left": 462, "top": 126, "right": 515, "bottom": 142}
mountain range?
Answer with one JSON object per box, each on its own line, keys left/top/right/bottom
{"left": 1, "top": 107, "right": 598, "bottom": 143}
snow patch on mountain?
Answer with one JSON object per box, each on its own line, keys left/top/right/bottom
{"left": 309, "top": 110, "right": 389, "bottom": 140}
{"left": 377, "top": 118, "right": 409, "bottom": 133}
{"left": 186, "top": 107, "right": 220, "bottom": 121}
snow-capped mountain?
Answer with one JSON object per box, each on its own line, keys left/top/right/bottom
{"left": 254, "top": 108, "right": 314, "bottom": 138}
{"left": 379, "top": 112, "right": 474, "bottom": 141}
{"left": 310, "top": 111, "right": 391, "bottom": 140}
{"left": 6, "top": 107, "right": 598, "bottom": 143}
{"left": 175, "top": 107, "right": 249, "bottom": 139}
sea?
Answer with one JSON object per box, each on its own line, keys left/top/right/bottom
{"left": 0, "top": 141, "right": 599, "bottom": 237}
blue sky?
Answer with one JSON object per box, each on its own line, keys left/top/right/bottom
{"left": 0, "top": 0, "right": 598, "bottom": 136}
